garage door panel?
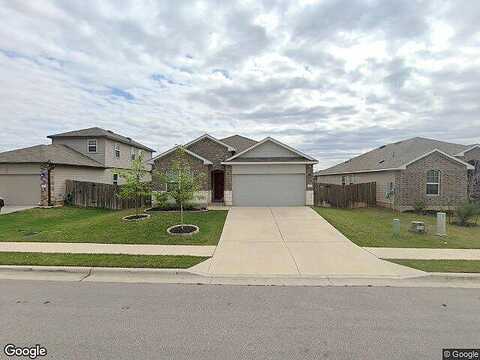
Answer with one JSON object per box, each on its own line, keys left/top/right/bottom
{"left": 0, "top": 175, "right": 40, "bottom": 205}
{"left": 233, "top": 174, "right": 305, "bottom": 206}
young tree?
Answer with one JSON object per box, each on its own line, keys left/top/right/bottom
{"left": 117, "top": 151, "right": 151, "bottom": 218}
{"left": 154, "top": 147, "right": 205, "bottom": 226}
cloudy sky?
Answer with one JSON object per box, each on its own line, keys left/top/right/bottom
{"left": 1, "top": 0, "right": 479, "bottom": 169}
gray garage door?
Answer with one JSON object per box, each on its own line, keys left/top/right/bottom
{"left": 0, "top": 174, "right": 41, "bottom": 205}
{"left": 232, "top": 174, "right": 305, "bottom": 206}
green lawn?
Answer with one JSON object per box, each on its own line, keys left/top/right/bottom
{"left": 314, "top": 207, "right": 480, "bottom": 249}
{"left": 0, "top": 207, "right": 227, "bottom": 245}
{"left": 389, "top": 259, "right": 480, "bottom": 273}
{"left": 0, "top": 252, "right": 207, "bottom": 268}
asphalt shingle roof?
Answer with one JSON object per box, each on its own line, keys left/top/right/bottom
{"left": 0, "top": 144, "right": 105, "bottom": 168}
{"left": 316, "top": 137, "right": 472, "bottom": 175}
{"left": 48, "top": 127, "right": 155, "bottom": 152}
{"left": 221, "top": 135, "right": 257, "bottom": 153}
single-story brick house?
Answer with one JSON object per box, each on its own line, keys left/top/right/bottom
{"left": 151, "top": 134, "right": 318, "bottom": 206}
{"left": 0, "top": 127, "right": 154, "bottom": 206}
{"left": 315, "top": 137, "right": 480, "bottom": 211}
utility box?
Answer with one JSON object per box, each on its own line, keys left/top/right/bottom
{"left": 436, "top": 212, "right": 447, "bottom": 236}
{"left": 409, "top": 221, "right": 426, "bottom": 233}
{"left": 392, "top": 218, "right": 401, "bottom": 236}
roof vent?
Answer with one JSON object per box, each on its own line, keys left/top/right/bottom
{"left": 107, "top": 130, "right": 113, "bottom": 133}
{"left": 126, "top": 137, "right": 132, "bottom": 141}
{"left": 379, "top": 145, "right": 386, "bottom": 149}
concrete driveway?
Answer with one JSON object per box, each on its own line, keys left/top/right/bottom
{"left": 192, "top": 207, "right": 422, "bottom": 278}
{"left": 0, "top": 205, "right": 36, "bottom": 215}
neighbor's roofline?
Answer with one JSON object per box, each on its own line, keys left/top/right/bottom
{"left": 222, "top": 161, "right": 318, "bottom": 165}
{"left": 456, "top": 144, "right": 480, "bottom": 156}
{"left": 184, "top": 133, "right": 235, "bottom": 151}
{"left": 316, "top": 148, "right": 475, "bottom": 176}
{"left": 225, "top": 136, "right": 317, "bottom": 162}
{"left": 400, "top": 149, "right": 474, "bottom": 170}
{"left": 149, "top": 145, "right": 212, "bottom": 165}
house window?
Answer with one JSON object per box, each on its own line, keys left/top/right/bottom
{"left": 341, "top": 176, "right": 346, "bottom": 186}
{"left": 87, "top": 139, "right": 97, "bottom": 153}
{"left": 131, "top": 148, "right": 136, "bottom": 161}
{"left": 426, "top": 170, "right": 440, "bottom": 195}
{"left": 113, "top": 173, "right": 119, "bottom": 185}
{"left": 114, "top": 143, "right": 121, "bottom": 159}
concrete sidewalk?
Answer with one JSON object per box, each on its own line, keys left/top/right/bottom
{"left": 0, "top": 205, "right": 36, "bottom": 215}
{"left": 0, "top": 242, "right": 215, "bottom": 257}
{"left": 365, "top": 247, "right": 480, "bottom": 260}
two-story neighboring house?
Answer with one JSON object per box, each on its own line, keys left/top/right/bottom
{"left": 0, "top": 127, "right": 155, "bottom": 206}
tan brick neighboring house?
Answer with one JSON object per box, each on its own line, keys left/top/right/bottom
{"left": 315, "top": 137, "right": 479, "bottom": 212}
{"left": 150, "top": 134, "right": 318, "bottom": 207}
{"left": 0, "top": 127, "right": 155, "bottom": 206}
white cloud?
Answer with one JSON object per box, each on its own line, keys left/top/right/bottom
{"left": 0, "top": 0, "right": 479, "bottom": 169}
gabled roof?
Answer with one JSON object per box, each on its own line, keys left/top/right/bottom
{"left": 400, "top": 149, "right": 474, "bottom": 170}
{"left": 0, "top": 144, "right": 105, "bottom": 168}
{"left": 149, "top": 145, "right": 213, "bottom": 165}
{"left": 184, "top": 134, "right": 235, "bottom": 151}
{"left": 456, "top": 144, "right": 480, "bottom": 156}
{"left": 316, "top": 137, "right": 474, "bottom": 176}
{"left": 221, "top": 135, "right": 257, "bottom": 153}
{"left": 48, "top": 127, "right": 155, "bottom": 152}
{"left": 223, "top": 137, "right": 318, "bottom": 164}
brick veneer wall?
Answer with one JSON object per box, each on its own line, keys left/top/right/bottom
{"left": 152, "top": 151, "right": 210, "bottom": 191}
{"left": 396, "top": 152, "right": 468, "bottom": 210}
{"left": 306, "top": 164, "right": 313, "bottom": 189}
{"left": 224, "top": 165, "right": 232, "bottom": 191}
{"left": 187, "top": 138, "right": 232, "bottom": 170}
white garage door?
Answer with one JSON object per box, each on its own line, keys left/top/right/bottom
{"left": 0, "top": 174, "right": 41, "bottom": 205}
{"left": 233, "top": 173, "right": 305, "bottom": 206}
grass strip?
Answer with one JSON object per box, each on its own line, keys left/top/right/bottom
{"left": 0, "top": 252, "right": 208, "bottom": 269}
{"left": 389, "top": 259, "right": 480, "bottom": 273}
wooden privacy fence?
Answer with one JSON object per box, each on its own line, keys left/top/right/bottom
{"left": 314, "top": 182, "right": 377, "bottom": 208}
{"left": 65, "top": 180, "right": 151, "bottom": 210}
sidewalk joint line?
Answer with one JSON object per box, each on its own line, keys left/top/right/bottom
{"left": 269, "top": 208, "right": 301, "bottom": 276}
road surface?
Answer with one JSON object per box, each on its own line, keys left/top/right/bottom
{"left": 0, "top": 280, "right": 479, "bottom": 359}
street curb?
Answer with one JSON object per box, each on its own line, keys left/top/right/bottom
{"left": 1, "top": 265, "right": 480, "bottom": 288}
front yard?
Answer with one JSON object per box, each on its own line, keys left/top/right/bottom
{"left": 0, "top": 207, "right": 228, "bottom": 246}
{"left": 314, "top": 207, "right": 480, "bottom": 249}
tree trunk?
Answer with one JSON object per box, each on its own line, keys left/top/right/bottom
{"left": 180, "top": 201, "right": 184, "bottom": 230}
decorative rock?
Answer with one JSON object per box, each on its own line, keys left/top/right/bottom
{"left": 409, "top": 221, "right": 426, "bottom": 233}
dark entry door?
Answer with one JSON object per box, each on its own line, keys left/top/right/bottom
{"left": 213, "top": 171, "right": 224, "bottom": 201}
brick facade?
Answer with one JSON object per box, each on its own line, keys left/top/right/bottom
{"left": 306, "top": 164, "right": 313, "bottom": 190}
{"left": 152, "top": 151, "right": 210, "bottom": 191}
{"left": 396, "top": 152, "right": 468, "bottom": 211}
{"left": 187, "top": 138, "right": 232, "bottom": 170}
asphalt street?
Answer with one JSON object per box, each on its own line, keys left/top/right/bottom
{"left": 0, "top": 280, "right": 479, "bottom": 360}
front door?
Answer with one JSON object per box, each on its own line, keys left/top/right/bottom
{"left": 213, "top": 170, "right": 224, "bottom": 202}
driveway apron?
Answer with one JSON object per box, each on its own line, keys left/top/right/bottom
{"left": 197, "top": 207, "right": 422, "bottom": 277}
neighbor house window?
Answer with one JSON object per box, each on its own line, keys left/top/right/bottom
{"left": 113, "top": 173, "right": 119, "bottom": 185}
{"left": 114, "top": 143, "right": 121, "bottom": 159}
{"left": 426, "top": 170, "right": 440, "bottom": 195}
{"left": 87, "top": 139, "right": 97, "bottom": 153}
{"left": 341, "top": 176, "right": 346, "bottom": 186}
{"left": 131, "top": 148, "right": 136, "bottom": 161}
